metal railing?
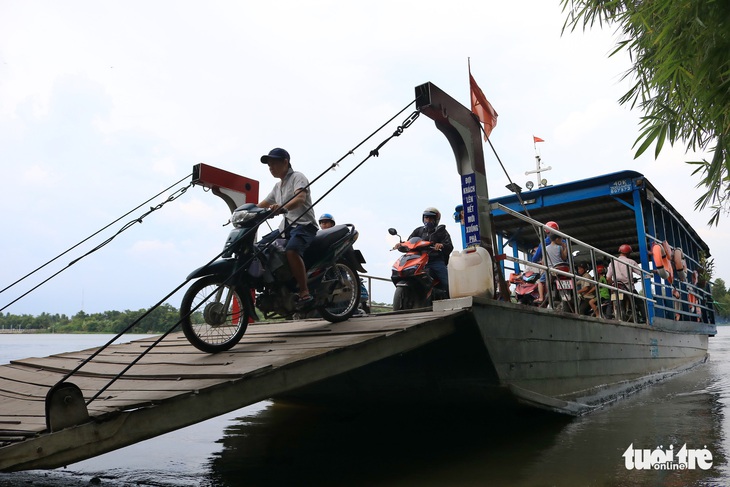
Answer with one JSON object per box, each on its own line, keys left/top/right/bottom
{"left": 494, "top": 203, "right": 657, "bottom": 324}
{"left": 360, "top": 274, "right": 393, "bottom": 311}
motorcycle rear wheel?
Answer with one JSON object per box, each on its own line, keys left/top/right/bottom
{"left": 180, "top": 276, "right": 251, "bottom": 353}
{"left": 317, "top": 263, "right": 359, "bottom": 323}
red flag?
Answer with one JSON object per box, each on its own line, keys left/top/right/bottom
{"left": 469, "top": 71, "right": 498, "bottom": 141}
{"left": 533, "top": 136, "right": 545, "bottom": 143}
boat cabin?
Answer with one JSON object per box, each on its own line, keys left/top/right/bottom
{"left": 489, "top": 170, "right": 715, "bottom": 329}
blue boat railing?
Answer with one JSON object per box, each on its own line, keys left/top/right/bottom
{"left": 491, "top": 203, "right": 714, "bottom": 326}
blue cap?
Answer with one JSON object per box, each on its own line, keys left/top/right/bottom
{"left": 260, "top": 148, "right": 290, "bottom": 163}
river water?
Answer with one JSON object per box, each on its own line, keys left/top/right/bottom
{"left": 1, "top": 328, "right": 729, "bottom": 486}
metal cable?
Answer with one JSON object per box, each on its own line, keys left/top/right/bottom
{"left": 0, "top": 179, "right": 194, "bottom": 314}
{"left": 58, "top": 100, "right": 420, "bottom": 406}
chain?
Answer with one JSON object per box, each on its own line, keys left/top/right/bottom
{"left": 138, "top": 182, "right": 192, "bottom": 220}
{"left": 370, "top": 110, "right": 421, "bottom": 157}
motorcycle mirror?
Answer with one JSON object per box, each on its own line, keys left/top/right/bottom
{"left": 388, "top": 228, "right": 398, "bottom": 236}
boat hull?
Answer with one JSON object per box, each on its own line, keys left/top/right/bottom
{"left": 448, "top": 297, "right": 711, "bottom": 414}
{"left": 285, "top": 297, "right": 712, "bottom": 416}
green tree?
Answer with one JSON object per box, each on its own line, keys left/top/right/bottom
{"left": 712, "top": 278, "right": 727, "bottom": 301}
{"left": 561, "top": 0, "right": 730, "bottom": 226}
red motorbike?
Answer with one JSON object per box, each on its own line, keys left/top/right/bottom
{"left": 509, "top": 270, "right": 540, "bottom": 305}
{"left": 388, "top": 228, "right": 446, "bottom": 310}
{"left": 550, "top": 263, "right": 575, "bottom": 312}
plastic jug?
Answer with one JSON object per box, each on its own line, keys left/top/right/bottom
{"left": 448, "top": 246, "right": 494, "bottom": 298}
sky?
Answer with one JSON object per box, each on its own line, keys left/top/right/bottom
{"left": 1, "top": 0, "right": 728, "bottom": 318}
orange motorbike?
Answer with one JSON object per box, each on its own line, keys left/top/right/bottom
{"left": 388, "top": 228, "right": 446, "bottom": 310}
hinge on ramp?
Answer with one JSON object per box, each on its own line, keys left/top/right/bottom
{"left": 45, "top": 382, "right": 89, "bottom": 432}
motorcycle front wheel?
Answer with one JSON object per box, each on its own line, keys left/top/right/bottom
{"left": 180, "top": 276, "right": 251, "bottom": 353}
{"left": 392, "top": 286, "right": 417, "bottom": 311}
{"left": 317, "top": 263, "right": 359, "bottom": 323}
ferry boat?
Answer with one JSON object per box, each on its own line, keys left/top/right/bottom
{"left": 280, "top": 83, "right": 717, "bottom": 416}
{"left": 476, "top": 170, "right": 716, "bottom": 414}
{"left": 416, "top": 82, "right": 717, "bottom": 414}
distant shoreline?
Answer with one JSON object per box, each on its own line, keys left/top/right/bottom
{"left": 0, "top": 329, "right": 48, "bottom": 334}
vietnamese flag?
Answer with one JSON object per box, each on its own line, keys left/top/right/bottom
{"left": 533, "top": 136, "right": 545, "bottom": 143}
{"left": 469, "top": 71, "right": 498, "bottom": 140}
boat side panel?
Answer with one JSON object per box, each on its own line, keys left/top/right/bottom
{"left": 471, "top": 300, "right": 709, "bottom": 408}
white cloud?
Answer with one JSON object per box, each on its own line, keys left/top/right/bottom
{"left": 554, "top": 99, "right": 625, "bottom": 145}
{"left": 0, "top": 0, "right": 726, "bottom": 315}
{"left": 20, "top": 165, "right": 53, "bottom": 186}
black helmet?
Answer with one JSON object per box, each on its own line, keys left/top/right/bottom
{"left": 423, "top": 207, "right": 441, "bottom": 226}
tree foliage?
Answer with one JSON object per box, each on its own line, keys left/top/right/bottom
{"left": 0, "top": 304, "right": 182, "bottom": 334}
{"left": 561, "top": 0, "right": 730, "bottom": 225}
{"left": 710, "top": 278, "right": 730, "bottom": 321}
{"left": 712, "top": 277, "right": 727, "bottom": 301}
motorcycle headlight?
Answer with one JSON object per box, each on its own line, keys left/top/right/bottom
{"left": 402, "top": 265, "right": 420, "bottom": 276}
{"left": 230, "top": 209, "right": 258, "bottom": 228}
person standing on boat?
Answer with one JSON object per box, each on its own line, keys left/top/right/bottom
{"left": 606, "top": 244, "right": 641, "bottom": 291}
{"left": 534, "top": 221, "right": 560, "bottom": 304}
{"left": 606, "top": 244, "right": 644, "bottom": 321}
{"left": 405, "top": 207, "right": 454, "bottom": 297}
{"left": 532, "top": 221, "right": 560, "bottom": 264}
{"left": 544, "top": 233, "right": 568, "bottom": 268}
{"left": 257, "top": 148, "right": 318, "bottom": 308}
{"left": 538, "top": 233, "right": 569, "bottom": 306}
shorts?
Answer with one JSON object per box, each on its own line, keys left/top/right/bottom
{"left": 284, "top": 224, "right": 317, "bottom": 256}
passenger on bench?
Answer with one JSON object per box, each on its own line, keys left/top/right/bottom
{"left": 576, "top": 263, "right": 596, "bottom": 316}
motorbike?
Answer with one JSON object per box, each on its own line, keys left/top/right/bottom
{"left": 180, "top": 203, "right": 366, "bottom": 353}
{"left": 358, "top": 278, "right": 370, "bottom": 314}
{"left": 549, "top": 263, "right": 575, "bottom": 312}
{"left": 509, "top": 270, "right": 540, "bottom": 305}
{"left": 388, "top": 228, "right": 447, "bottom": 311}
{"left": 611, "top": 278, "right": 645, "bottom": 322}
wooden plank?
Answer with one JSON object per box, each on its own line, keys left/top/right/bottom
{"left": 5, "top": 328, "right": 399, "bottom": 379}
{"left": 0, "top": 370, "right": 222, "bottom": 392}
{"left": 7, "top": 357, "right": 273, "bottom": 379}
{"left": 57, "top": 334, "right": 378, "bottom": 360}
{"left": 0, "top": 309, "right": 468, "bottom": 471}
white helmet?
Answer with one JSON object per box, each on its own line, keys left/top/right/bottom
{"left": 423, "top": 207, "right": 441, "bottom": 226}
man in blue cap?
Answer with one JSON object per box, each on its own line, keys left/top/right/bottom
{"left": 257, "top": 148, "right": 318, "bottom": 307}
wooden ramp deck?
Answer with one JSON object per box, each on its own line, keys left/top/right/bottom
{"left": 0, "top": 309, "right": 468, "bottom": 472}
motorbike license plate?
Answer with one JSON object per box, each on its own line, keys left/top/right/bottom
{"left": 556, "top": 280, "right": 573, "bottom": 290}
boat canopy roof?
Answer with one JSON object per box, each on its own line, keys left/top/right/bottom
{"left": 489, "top": 170, "right": 710, "bottom": 263}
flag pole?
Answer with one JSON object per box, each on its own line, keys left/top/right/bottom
{"left": 526, "top": 136, "right": 551, "bottom": 187}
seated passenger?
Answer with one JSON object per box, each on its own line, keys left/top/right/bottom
{"left": 590, "top": 264, "right": 610, "bottom": 317}
{"left": 576, "top": 263, "right": 596, "bottom": 315}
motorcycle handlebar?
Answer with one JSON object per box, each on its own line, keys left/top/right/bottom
{"left": 393, "top": 243, "right": 437, "bottom": 252}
